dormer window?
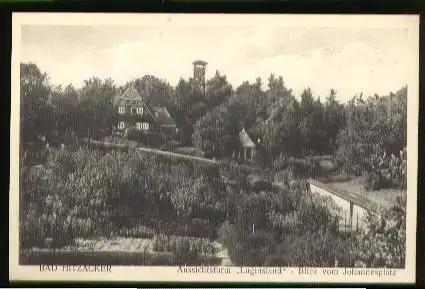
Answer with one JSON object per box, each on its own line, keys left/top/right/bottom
{"left": 137, "top": 107, "right": 143, "bottom": 115}
{"left": 131, "top": 107, "right": 137, "bottom": 115}
{"left": 118, "top": 106, "right": 125, "bottom": 114}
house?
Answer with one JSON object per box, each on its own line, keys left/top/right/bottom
{"left": 113, "top": 85, "right": 177, "bottom": 136}
{"left": 308, "top": 178, "right": 381, "bottom": 233}
{"left": 232, "top": 127, "right": 257, "bottom": 161}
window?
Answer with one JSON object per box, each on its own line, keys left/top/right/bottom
{"left": 137, "top": 107, "right": 143, "bottom": 115}
{"left": 131, "top": 107, "right": 137, "bottom": 115}
{"left": 142, "top": 122, "right": 149, "bottom": 131}
{"left": 118, "top": 106, "right": 125, "bottom": 114}
{"left": 118, "top": 121, "right": 125, "bottom": 129}
{"left": 136, "top": 122, "right": 142, "bottom": 130}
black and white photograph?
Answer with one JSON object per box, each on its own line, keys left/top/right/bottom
{"left": 9, "top": 13, "right": 418, "bottom": 283}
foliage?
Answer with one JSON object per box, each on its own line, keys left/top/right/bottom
{"left": 20, "top": 62, "right": 408, "bottom": 268}
{"left": 356, "top": 195, "right": 406, "bottom": 268}
{"left": 192, "top": 101, "right": 240, "bottom": 159}
{"left": 126, "top": 126, "right": 164, "bottom": 147}
{"left": 123, "top": 75, "right": 174, "bottom": 107}
{"left": 20, "top": 63, "right": 53, "bottom": 143}
{"left": 366, "top": 145, "right": 407, "bottom": 190}
{"left": 266, "top": 229, "right": 358, "bottom": 267}
{"left": 335, "top": 87, "right": 407, "bottom": 179}
{"left": 20, "top": 147, "right": 227, "bottom": 248}
{"left": 152, "top": 234, "right": 216, "bottom": 256}
{"left": 77, "top": 77, "right": 117, "bottom": 139}
{"left": 216, "top": 177, "right": 355, "bottom": 267}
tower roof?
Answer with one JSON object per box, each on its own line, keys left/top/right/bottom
{"left": 193, "top": 60, "right": 208, "bottom": 66}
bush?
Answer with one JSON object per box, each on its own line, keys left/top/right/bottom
{"left": 227, "top": 231, "right": 276, "bottom": 266}
{"left": 20, "top": 249, "right": 175, "bottom": 266}
{"left": 364, "top": 171, "right": 385, "bottom": 191}
{"left": 127, "top": 127, "right": 164, "bottom": 147}
{"left": 287, "top": 158, "right": 321, "bottom": 179}
{"left": 117, "top": 226, "right": 155, "bottom": 239}
{"left": 364, "top": 146, "right": 407, "bottom": 191}
{"left": 356, "top": 195, "right": 406, "bottom": 268}
{"left": 252, "top": 180, "right": 276, "bottom": 193}
{"left": 266, "top": 229, "right": 358, "bottom": 267}
{"left": 152, "top": 234, "right": 216, "bottom": 256}
{"left": 20, "top": 146, "right": 228, "bottom": 249}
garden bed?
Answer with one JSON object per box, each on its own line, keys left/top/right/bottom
{"left": 20, "top": 235, "right": 227, "bottom": 266}
{"left": 20, "top": 248, "right": 222, "bottom": 266}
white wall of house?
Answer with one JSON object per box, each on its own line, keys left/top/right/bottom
{"left": 352, "top": 204, "right": 368, "bottom": 229}
{"left": 310, "top": 182, "right": 368, "bottom": 231}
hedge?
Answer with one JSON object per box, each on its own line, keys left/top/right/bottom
{"left": 20, "top": 249, "right": 222, "bottom": 266}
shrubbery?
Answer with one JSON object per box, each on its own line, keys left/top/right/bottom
{"left": 355, "top": 195, "right": 406, "bottom": 268}
{"left": 20, "top": 145, "right": 407, "bottom": 268}
{"left": 152, "top": 234, "right": 216, "bottom": 256}
{"left": 215, "top": 179, "right": 357, "bottom": 267}
{"left": 335, "top": 88, "right": 407, "bottom": 190}
{"left": 20, "top": 146, "right": 227, "bottom": 249}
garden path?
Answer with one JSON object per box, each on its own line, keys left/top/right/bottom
{"left": 212, "top": 241, "right": 232, "bottom": 266}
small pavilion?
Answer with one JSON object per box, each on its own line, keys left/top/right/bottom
{"left": 233, "top": 127, "right": 256, "bottom": 161}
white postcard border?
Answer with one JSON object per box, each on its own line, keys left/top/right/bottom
{"left": 9, "top": 12, "right": 419, "bottom": 283}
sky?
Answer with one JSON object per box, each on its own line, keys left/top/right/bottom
{"left": 20, "top": 24, "right": 411, "bottom": 103}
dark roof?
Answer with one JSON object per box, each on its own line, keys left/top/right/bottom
{"left": 308, "top": 178, "right": 381, "bottom": 214}
{"left": 239, "top": 127, "right": 256, "bottom": 148}
{"left": 152, "top": 107, "right": 177, "bottom": 127}
{"left": 193, "top": 60, "right": 208, "bottom": 66}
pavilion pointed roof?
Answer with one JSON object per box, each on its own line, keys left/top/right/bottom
{"left": 239, "top": 127, "right": 256, "bottom": 148}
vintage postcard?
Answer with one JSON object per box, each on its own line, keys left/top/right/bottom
{"left": 9, "top": 13, "right": 418, "bottom": 283}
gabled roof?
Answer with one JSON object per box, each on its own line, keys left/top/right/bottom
{"left": 239, "top": 127, "right": 256, "bottom": 148}
{"left": 114, "top": 85, "right": 157, "bottom": 119}
{"left": 152, "top": 106, "right": 177, "bottom": 127}
{"left": 115, "top": 86, "right": 143, "bottom": 105}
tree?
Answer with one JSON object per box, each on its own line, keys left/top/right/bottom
{"left": 234, "top": 79, "right": 266, "bottom": 128}
{"left": 260, "top": 89, "right": 302, "bottom": 158}
{"left": 192, "top": 101, "right": 240, "bottom": 158}
{"left": 20, "top": 63, "right": 52, "bottom": 142}
{"left": 205, "top": 70, "right": 233, "bottom": 110}
{"left": 77, "top": 77, "right": 117, "bottom": 139}
{"left": 123, "top": 75, "right": 175, "bottom": 107}
{"left": 178, "top": 72, "right": 233, "bottom": 146}
{"left": 322, "top": 89, "right": 346, "bottom": 154}
{"left": 335, "top": 87, "right": 407, "bottom": 177}
{"left": 49, "top": 84, "right": 79, "bottom": 138}
{"left": 173, "top": 78, "right": 207, "bottom": 144}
